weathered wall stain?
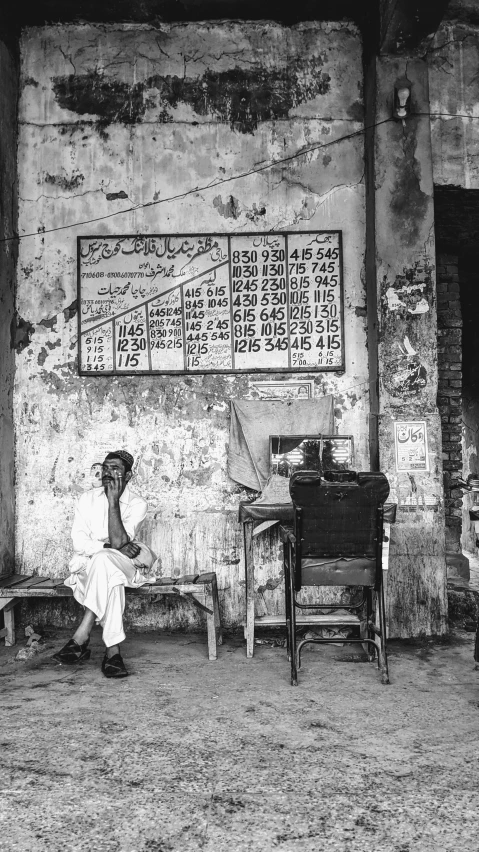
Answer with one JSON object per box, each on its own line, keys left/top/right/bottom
{"left": 63, "top": 299, "right": 77, "bottom": 322}
{"left": 152, "top": 64, "right": 331, "bottom": 133}
{"left": 257, "top": 577, "right": 282, "bottom": 593}
{"left": 105, "top": 190, "right": 128, "bottom": 201}
{"left": 245, "top": 203, "right": 266, "bottom": 222}
{"left": 390, "top": 131, "right": 429, "bottom": 245}
{"left": 44, "top": 171, "right": 84, "bottom": 191}
{"left": 347, "top": 99, "right": 364, "bottom": 122}
{"left": 213, "top": 194, "right": 241, "bottom": 219}
{"left": 21, "top": 263, "right": 33, "bottom": 279}
{"left": 37, "top": 300, "right": 78, "bottom": 330}
{"left": 37, "top": 347, "right": 48, "bottom": 366}
{"left": 52, "top": 60, "right": 331, "bottom": 133}
{"left": 11, "top": 314, "right": 34, "bottom": 353}
{"left": 38, "top": 315, "right": 57, "bottom": 330}
{"left": 52, "top": 72, "right": 146, "bottom": 125}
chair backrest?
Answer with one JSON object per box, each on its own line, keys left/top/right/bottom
{"left": 289, "top": 470, "right": 390, "bottom": 559}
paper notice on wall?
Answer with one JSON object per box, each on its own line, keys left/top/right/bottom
{"left": 394, "top": 421, "right": 429, "bottom": 472}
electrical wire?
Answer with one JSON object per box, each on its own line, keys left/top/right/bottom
{"left": 1, "top": 117, "right": 393, "bottom": 244}
{"left": 2, "top": 101, "right": 472, "bottom": 397}
{"left": 2, "top": 107, "right": 478, "bottom": 245}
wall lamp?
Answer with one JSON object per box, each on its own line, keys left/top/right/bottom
{"left": 393, "top": 76, "right": 412, "bottom": 123}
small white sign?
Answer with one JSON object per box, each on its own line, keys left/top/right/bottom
{"left": 394, "top": 421, "right": 429, "bottom": 472}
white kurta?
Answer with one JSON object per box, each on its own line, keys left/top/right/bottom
{"left": 64, "top": 485, "right": 156, "bottom": 646}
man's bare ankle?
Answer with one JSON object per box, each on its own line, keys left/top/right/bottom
{"left": 106, "top": 644, "right": 120, "bottom": 659}
{"left": 72, "top": 633, "right": 89, "bottom": 646}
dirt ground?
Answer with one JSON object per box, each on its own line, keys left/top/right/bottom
{"left": 1, "top": 626, "right": 479, "bottom": 852}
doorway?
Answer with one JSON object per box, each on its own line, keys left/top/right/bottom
{"left": 435, "top": 186, "right": 479, "bottom": 573}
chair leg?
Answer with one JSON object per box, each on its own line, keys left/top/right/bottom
{"left": 377, "top": 580, "right": 390, "bottom": 685}
{"left": 283, "top": 542, "right": 291, "bottom": 659}
{"left": 365, "top": 588, "right": 375, "bottom": 662}
{"left": 288, "top": 562, "right": 298, "bottom": 686}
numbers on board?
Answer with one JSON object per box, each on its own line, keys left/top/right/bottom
{"left": 80, "top": 234, "right": 343, "bottom": 373}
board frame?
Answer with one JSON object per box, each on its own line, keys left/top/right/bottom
{"left": 77, "top": 230, "right": 345, "bottom": 376}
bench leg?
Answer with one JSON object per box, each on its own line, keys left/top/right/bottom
{"left": 0, "top": 598, "right": 16, "bottom": 646}
{"left": 204, "top": 583, "right": 218, "bottom": 661}
{"left": 211, "top": 574, "right": 223, "bottom": 647}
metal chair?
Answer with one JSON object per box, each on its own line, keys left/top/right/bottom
{"left": 284, "top": 470, "right": 390, "bottom": 685}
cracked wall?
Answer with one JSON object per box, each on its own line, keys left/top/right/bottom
{"left": 0, "top": 39, "right": 17, "bottom": 577}
{"left": 375, "top": 57, "right": 447, "bottom": 637}
{"left": 429, "top": 20, "right": 479, "bottom": 188}
{"left": 16, "top": 21, "right": 368, "bottom": 628}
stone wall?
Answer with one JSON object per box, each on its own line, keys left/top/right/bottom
{"left": 15, "top": 22, "right": 369, "bottom": 629}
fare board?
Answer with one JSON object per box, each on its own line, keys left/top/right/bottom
{"left": 78, "top": 231, "right": 344, "bottom": 375}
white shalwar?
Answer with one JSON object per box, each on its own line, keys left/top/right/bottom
{"left": 64, "top": 485, "right": 156, "bottom": 647}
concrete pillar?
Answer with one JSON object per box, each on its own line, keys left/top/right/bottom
{"left": 374, "top": 57, "right": 447, "bottom": 637}
{"left": 0, "top": 37, "right": 17, "bottom": 576}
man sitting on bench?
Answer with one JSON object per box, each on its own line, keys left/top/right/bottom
{"left": 52, "top": 450, "right": 155, "bottom": 678}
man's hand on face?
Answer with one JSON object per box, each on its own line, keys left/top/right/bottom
{"left": 102, "top": 459, "right": 128, "bottom": 503}
{"left": 103, "top": 474, "right": 123, "bottom": 503}
{"left": 119, "top": 542, "right": 141, "bottom": 559}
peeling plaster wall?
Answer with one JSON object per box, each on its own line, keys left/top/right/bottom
{"left": 0, "top": 39, "right": 17, "bottom": 576}
{"left": 16, "top": 22, "right": 368, "bottom": 628}
{"left": 375, "top": 57, "right": 447, "bottom": 637}
{"left": 429, "top": 21, "right": 479, "bottom": 188}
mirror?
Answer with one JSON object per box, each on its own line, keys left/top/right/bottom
{"left": 269, "top": 434, "right": 354, "bottom": 478}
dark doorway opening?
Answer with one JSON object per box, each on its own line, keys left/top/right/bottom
{"left": 435, "top": 186, "right": 479, "bottom": 575}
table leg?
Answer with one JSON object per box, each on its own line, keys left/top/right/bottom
{"left": 244, "top": 520, "right": 255, "bottom": 658}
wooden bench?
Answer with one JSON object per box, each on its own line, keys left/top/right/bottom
{"left": 0, "top": 572, "right": 222, "bottom": 661}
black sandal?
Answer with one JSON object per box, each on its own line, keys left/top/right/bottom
{"left": 101, "top": 652, "right": 128, "bottom": 679}
{"left": 52, "top": 638, "right": 91, "bottom": 664}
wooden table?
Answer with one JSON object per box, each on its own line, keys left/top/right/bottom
{"left": 239, "top": 500, "right": 397, "bottom": 658}
{"left": 239, "top": 501, "right": 294, "bottom": 658}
